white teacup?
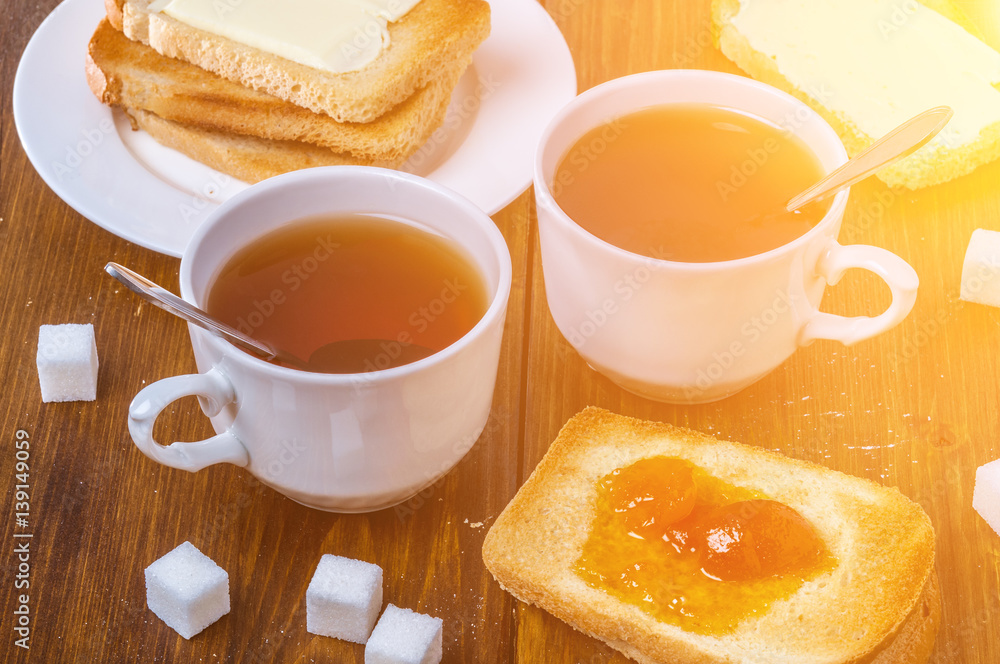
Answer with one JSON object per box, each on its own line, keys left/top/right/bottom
{"left": 128, "top": 167, "right": 512, "bottom": 512}
{"left": 534, "top": 70, "right": 918, "bottom": 404}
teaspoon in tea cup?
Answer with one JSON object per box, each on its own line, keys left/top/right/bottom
{"left": 784, "top": 105, "right": 954, "bottom": 211}
{"left": 105, "top": 262, "right": 434, "bottom": 373}
{"left": 742, "top": 106, "right": 953, "bottom": 228}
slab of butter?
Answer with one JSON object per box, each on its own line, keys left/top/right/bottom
{"left": 730, "top": 0, "right": 1000, "bottom": 151}
{"left": 151, "top": 0, "right": 421, "bottom": 73}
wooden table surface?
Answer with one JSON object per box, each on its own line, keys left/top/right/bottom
{"left": 4, "top": 0, "right": 1000, "bottom": 662}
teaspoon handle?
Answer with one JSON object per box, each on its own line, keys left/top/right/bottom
{"left": 104, "top": 262, "right": 277, "bottom": 360}
{"left": 785, "top": 105, "right": 954, "bottom": 212}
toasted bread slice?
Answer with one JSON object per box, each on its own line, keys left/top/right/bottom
{"left": 711, "top": 0, "right": 1000, "bottom": 189}
{"left": 482, "top": 407, "right": 939, "bottom": 664}
{"left": 86, "top": 19, "right": 467, "bottom": 162}
{"left": 107, "top": 0, "right": 490, "bottom": 123}
{"left": 122, "top": 108, "right": 396, "bottom": 184}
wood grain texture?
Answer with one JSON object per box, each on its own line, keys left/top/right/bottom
{"left": 0, "top": 1, "right": 528, "bottom": 660}
{"left": 2, "top": 0, "right": 1000, "bottom": 663}
{"left": 515, "top": 0, "right": 1000, "bottom": 663}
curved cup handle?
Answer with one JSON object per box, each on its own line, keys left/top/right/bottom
{"left": 799, "top": 239, "right": 919, "bottom": 346}
{"left": 128, "top": 367, "right": 250, "bottom": 472}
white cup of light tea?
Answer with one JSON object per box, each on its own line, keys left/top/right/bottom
{"left": 127, "top": 167, "right": 511, "bottom": 512}
{"left": 534, "top": 70, "right": 918, "bottom": 404}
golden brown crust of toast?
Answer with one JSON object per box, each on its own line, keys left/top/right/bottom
{"left": 869, "top": 573, "right": 940, "bottom": 664}
{"left": 117, "top": 0, "right": 490, "bottom": 123}
{"left": 123, "top": 108, "right": 396, "bottom": 184}
{"left": 711, "top": 0, "right": 1000, "bottom": 190}
{"left": 482, "top": 407, "right": 938, "bottom": 664}
{"left": 86, "top": 19, "right": 465, "bottom": 161}
{"left": 106, "top": 0, "right": 124, "bottom": 30}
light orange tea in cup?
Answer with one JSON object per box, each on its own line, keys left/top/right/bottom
{"left": 206, "top": 214, "right": 489, "bottom": 374}
{"left": 551, "top": 103, "right": 831, "bottom": 262}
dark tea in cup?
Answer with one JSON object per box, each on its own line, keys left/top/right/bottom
{"left": 205, "top": 214, "right": 490, "bottom": 373}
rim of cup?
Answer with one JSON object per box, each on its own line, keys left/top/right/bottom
{"left": 533, "top": 69, "right": 851, "bottom": 271}
{"left": 178, "top": 166, "right": 513, "bottom": 385}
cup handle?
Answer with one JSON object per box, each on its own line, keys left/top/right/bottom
{"left": 128, "top": 367, "right": 250, "bottom": 472}
{"left": 799, "top": 239, "right": 919, "bottom": 346}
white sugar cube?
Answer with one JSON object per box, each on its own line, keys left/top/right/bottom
{"left": 365, "top": 604, "right": 443, "bottom": 664}
{"left": 974, "top": 459, "right": 1000, "bottom": 536}
{"left": 36, "top": 324, "right": 98, "bottom": 402}
{"left": 145, "top": 541, "right": 230, "bottom": 639}
{"left": 960, "top": 229, "right": 1000, "bottom": 306}
{"left": 306, "top": 554, "right": 383, "bottom": 643}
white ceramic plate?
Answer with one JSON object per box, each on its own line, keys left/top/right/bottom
{"left": 13, "top": 0, "right": 577, "bottom": 257}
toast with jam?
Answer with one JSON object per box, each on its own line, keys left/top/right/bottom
{"left": 482, "top": 407, "right": 939, "bottom": 664}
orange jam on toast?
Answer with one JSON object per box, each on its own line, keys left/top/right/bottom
{"left": 574, "top": 457, "right": 836, "bottom": 635}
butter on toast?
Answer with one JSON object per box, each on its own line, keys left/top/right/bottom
{"left": 85, "top": 19, "right": 465, "bottom": 162}
{"left": 106, "top": 0, "right": 490, "bottom": 123}
{"left": 712, "top": 0, "right": 1000, "bottom": 190}
{"left": 482, "top": 407, "right": 939, "bottom": 664}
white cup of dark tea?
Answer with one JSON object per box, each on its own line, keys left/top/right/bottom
{"left": 534, "top": 70, "right": 919, "bottom": 404}
{"left": 127, "top": 167, "right": 512, "bottom": 512}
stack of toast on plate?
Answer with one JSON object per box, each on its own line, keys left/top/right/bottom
{"left": 85, "top": 0, "right": 491, "bottom": 183}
